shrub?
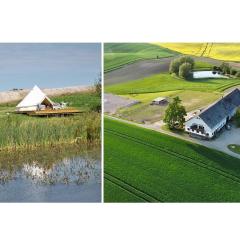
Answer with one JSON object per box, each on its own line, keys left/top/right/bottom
{"left": 235, "top": 109, "right": 240, "bottom": 127}
{"left": 230, "top": 68, "right": 237, "bottom": 76}
{"left": 179, "top": 62, "right": 193, "bottom": 79}
{"left": 169, "top": 59, "right": 181, "bottom": 75}
{"left": 179, "top": 56, "right": 195, "bottom": 68}
{"left": 220, "top": 62, "right": 231, "bottom": 74}
{"left": 236, "top": 71, "right": 240, "bottom": 77}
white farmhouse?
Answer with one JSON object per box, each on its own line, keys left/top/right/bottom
{"left": 185, "top": 88, "right": 240, "bottom": 139}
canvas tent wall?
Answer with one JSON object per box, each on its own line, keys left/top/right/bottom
{"left": 16, "top": 85, "right": 54, "bottom": 112}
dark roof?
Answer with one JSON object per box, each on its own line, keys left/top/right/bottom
{"left": 199, "top": 88, "right": 240, "bottom": 129}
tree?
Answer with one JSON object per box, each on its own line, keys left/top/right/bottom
{"left": 230, "top": 68, "right": 237, "bottom": 76}
{"left": 169, "top": 58, "right": 181, "bottom": 75}
{"left": 179, "top": 62, "right": 193, "bottom": 79}
{"left": 220, "top": 62, "right": 231, "bottom": 74}
{"left": 236, "top": 71, "right": 240, "bottom": 78}
{"left": 163, "top": 97, "right": 187, "bottom": 129}
{"left": 179, "top": 56, "right": 195, "bottom": 68}
{"left": 169, "top": 56, "right": 194, "bottom": 76}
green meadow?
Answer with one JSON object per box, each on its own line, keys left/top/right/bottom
{"left": 105, "top": 73, "right": 240, "bottom": 95}
{"left": 104, "top": 43, "right": 177, "bottom": 72}
{"left": 104, "top": 118, "right": 240, "bottom": 202}
{"left": 0, "top": 91, "right": 101, "bottom": 150}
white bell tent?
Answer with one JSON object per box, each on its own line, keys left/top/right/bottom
{"left": 16, "top": 85, "right": 54, "bottom": 112}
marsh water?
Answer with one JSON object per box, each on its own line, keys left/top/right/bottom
{"left": 193, "top": 71, "right": 228, "bottom": 79}
{"left": 0, "top": 144, "right": 101, "bottom": 202}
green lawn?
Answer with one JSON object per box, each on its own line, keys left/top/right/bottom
{"left": 115, "top": 90, "right": 221, "bottom": 123}
{"left": 228, "top": 144, "right": 240, "bottom": 155}
{"left": 104, "top": 118, "right": 240, "bottom": 202}
{"left": 105, "top": 73, "right": 240, "bottom": 95}
{"left": 0, "top": 91, "right": 101, "bottom": 149}
{"left": 104, "top": 43, "right": 177, "bottom": 72}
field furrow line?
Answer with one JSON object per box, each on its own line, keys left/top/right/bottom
{"left": 105, "top": 128, "right": 240, "bottom": 185}
{"left": 105, "top": 172, "right": 164, "bottom": 202}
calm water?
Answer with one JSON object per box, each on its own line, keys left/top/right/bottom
{"left": 0, "top": 43, "right": 101, "bottom": 91}
{"left": 193, "top": 71, "right": 228, "bottom": 79}
{"left": 0, "top": 145, "right": 101, "bottom": 202}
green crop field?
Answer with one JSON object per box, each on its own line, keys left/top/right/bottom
{"left": 105, "top": 73, "right": 240, "bottom": 95}
{"left": 104, "top": 43, "right": 177, "bottom": 72}
{"left": 0, "top": 91, "right": 101, "bottom": 150}
{"left": 104, "top": 118, "right": 240, "bottom": 202}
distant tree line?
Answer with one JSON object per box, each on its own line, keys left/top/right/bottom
{"left": 169, "top": 56, "right": 195, "bottom": 80}
{"left": 212, "top": 62, "right": 240, "bottom": 77}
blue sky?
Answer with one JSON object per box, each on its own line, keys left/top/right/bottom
{"left": 0, "top": 43, "right": 101, "bottom": 91}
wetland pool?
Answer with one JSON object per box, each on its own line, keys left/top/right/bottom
{"left": 0, "top": 144, "right": 101, "bottom": 202}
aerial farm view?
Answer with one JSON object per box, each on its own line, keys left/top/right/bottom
{"left": 104, "top": 43, "right": 240, "bottom": 202}
{"left": 0, "top": 43, "right": 101, "bottom": 202}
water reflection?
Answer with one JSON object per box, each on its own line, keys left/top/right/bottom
{"left": 0, "top": 144, "right": 101, "bottom": 202}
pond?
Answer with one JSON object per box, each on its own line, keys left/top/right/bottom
{"left": 193, "top": 71, "right": 228, "bottom": 79}
{"left": 0, "top": 144, "right": 101, "bottom": 202}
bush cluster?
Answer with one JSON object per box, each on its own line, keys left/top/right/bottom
{"left": 212, "top": 62, "right": 240, "bottom": 77}
{"left": 169, "top": 56, "right": 194, "bottom": 79}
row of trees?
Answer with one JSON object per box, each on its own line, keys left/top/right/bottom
{"left": 213, "top": 62, "right": 240, "bottom": 77}
{"left": 169, "top": 56, "right": 195, "bottom": 79}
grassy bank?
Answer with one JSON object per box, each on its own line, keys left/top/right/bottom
{"left": 104, "top": 43, "right": 177, "bottom": 72}
{"left": 0, "top": 91, "right": 101, "bottom": 150}
{"left": 104, "top": 118, "right": 240, "bottom": 202}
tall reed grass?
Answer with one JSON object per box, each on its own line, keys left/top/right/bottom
{"left": 0, "top": 112, "right": 100, "bottom": 149}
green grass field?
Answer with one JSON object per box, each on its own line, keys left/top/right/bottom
{"left": 115, "top": 90, "right": 221, "bottom": 123}
{"left": 104, "top": 43, "right": 177, "bottom": 72}
{"left": 104, "top": 118, "right": 240, "bottom": 202}
{"left": 105, "top": 73, "right": 240, "bottom": 95}
{"left": 0, "top": 91, "right": 101, "bottom": 150}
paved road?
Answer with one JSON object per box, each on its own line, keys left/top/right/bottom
{"left": 105, "top": 115, "right": 240, "bottom": 159}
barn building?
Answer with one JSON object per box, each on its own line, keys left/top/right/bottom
{"left": 185, "top": 88, "right": 240, "bottom": 139}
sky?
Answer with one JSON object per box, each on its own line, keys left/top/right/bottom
{"left": 0, "top": 43, "right": 101, "bottom": 91}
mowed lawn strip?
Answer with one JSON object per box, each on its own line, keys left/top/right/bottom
{"left": 105, "top": 73, "right": 240, "bottom": 95}
{"left": 104, "top": 118, "right": 240, "bottom": 202}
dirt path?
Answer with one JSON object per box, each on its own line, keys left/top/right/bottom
{"left": 0, "top": 85, "right": 92, "bottom": 104}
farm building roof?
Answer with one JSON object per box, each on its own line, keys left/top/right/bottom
{"left": 16, "top": 85, "right": 54, "bottom": 108}
{"left": 153, "top": 97, "right": 167, "bottom": 102}
{"left": 199, "top": 88, "right": 240, "bottom": 129}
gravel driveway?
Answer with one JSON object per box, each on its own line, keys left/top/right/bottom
{"left": 104, "top": 93, "right": 139, "bottom": 114}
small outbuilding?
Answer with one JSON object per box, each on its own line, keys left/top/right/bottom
{"left": 16, "top": 85, "right": 54, "bottom": 112}
{"left": 151, "top": 97, "right": 168, "bottom": 105}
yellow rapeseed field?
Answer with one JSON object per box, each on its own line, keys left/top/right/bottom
{"left": 154, "top": 43, "right": 240, "bottom": 62}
